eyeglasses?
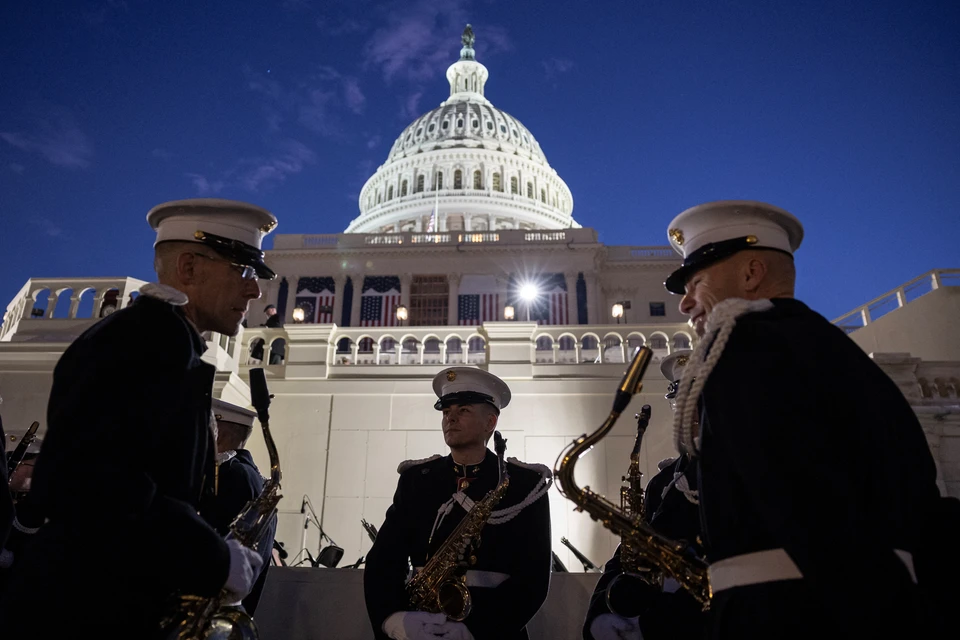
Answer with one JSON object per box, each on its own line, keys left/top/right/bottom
{"left": 192, "top": 253, "right": 258, "bottom": 281}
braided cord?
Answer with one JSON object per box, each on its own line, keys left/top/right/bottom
{"left": 672, "top": 298, "right": 774, "bottom": 456}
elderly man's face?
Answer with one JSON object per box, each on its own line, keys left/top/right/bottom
{"left": 190, "top": 253, "right": 262, "bottom": 336}
{"left": 678, "top": 257, "right": 745, "bottom": 337}
{"left": 441, "top": 402, "right": 496, "bottom": 449}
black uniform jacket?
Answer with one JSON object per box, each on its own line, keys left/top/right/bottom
{"left": 0, "top": 416, "right": 11, "bottom": 551}
{"left": 583, "top": 454, "right": 704, "bottom": 640}
{"left": 364, "top": 450, "right": 552, "bottom": 640}
{"left": 201, "top": 448, "right": 277, "bottom": 616}
{"left": 698, "top": 298, "right": 941, "bottom": 637}
{"left": 0, "top": 293, "right": 230, "bottom": 638}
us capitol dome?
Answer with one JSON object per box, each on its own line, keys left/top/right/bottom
{"left": 345, "top": 25, "right": 580, "bottom": 234}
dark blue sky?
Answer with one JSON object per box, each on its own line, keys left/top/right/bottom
{"left": 1, "top": 0, "right": 957, "bottom": 322}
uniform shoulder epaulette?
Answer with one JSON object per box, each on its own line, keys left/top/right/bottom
{"left": 506, "top": 457, "right": 552, "bottom": 481}
{"left": 658, "top": 456, "right": 678, "bottom": 471}
{"left": 397, "top": 454, "right": 442, "bottom": 474}
{"left": 138, "top": 282, "right": 189, "bottom": 306}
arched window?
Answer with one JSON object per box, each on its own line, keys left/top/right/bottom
{"left": 401, "top": 180, "right": 408, "bottom": 196}
{"left": 540, "top": 188, "right": 546, "bottom": 203}
{"left": 454, "top": 170, "right": 463, "bottom": 189}
{"left": 377, "top": 192, "right": 381, "bottom": 204}
{"left": 473, "top": 170, "right": 482, "bottom": 189}
{"left": 493, "top": 172, "right": 502, "bottom": 192}
{"left": 416, "top": 175, "right": 425, "bottom": 193}
{"left": 510, "top": 177, "right": 518, "bottom": 194}
{"left": 527, "top": 183, "right": 533, "bottom": 198}
{"left": 435, "top": 173, "right": 443, "bottom": 190}
{"left": 387, "top": 185, "right": 394, "bottom": 200}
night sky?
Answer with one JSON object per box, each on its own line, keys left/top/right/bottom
{"left": 1, "top": 0, "right": 957, "bottom": 322}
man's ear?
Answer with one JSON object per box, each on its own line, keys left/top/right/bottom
{"left": 741, "top": 255, "right": 768, "bottom": 295}
{"left": 486, "top": 410, "right": 499, "bottom": 435}
{"left": 176, "top": 251, "right": 201, "bottom": 285}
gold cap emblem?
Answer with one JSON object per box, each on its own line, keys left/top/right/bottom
{"left": 676, "top": 355, "right": 689, "bottom": 367}
{"left": 446, "top": 370, "right": 457, "bottom": 381}
{"left": 745, "top": 235, "right": 758, "bottom": 244}
{"left": 669, "top": 228, "right": 684, "bottom": 246}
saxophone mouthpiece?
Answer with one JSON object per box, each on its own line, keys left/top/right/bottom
{"left": 494, "top": 431, "right": 507, "bottom": 458}
{"left": 613, "top": 347, "right": 653, "bottom": 413}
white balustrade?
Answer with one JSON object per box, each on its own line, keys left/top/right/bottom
{"left": 833, "top": 268, "right": 960, "bottom": 333}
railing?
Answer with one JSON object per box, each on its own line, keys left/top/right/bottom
{"left": 274, "top": 227, "right": 600, "bottom": 250}
{"left": 239, "top": 323, "right": 694, "bottom": 369}
{"left": 605, "top": 246, "right": 680, "bottom": 261}
{"left": 0, "top": 277, "right": 148, "bottom": 342}
{"left": 832, "top": 269, "right": 960, "bottom": 334}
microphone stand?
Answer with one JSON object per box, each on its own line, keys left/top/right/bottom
{"left": 301, "top": 495, "right": 342, "bottom": 567}
{"left": 561, "top": 536, "right": 600, "bottom": 572}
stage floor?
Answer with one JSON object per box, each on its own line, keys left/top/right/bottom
{"left": 255, "top": 567, "right": 600, "bottom": 639}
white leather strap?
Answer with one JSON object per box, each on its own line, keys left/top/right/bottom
{"left": 708, "top": 548, "right": 916, "bottom": 594}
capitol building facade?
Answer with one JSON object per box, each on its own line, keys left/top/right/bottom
{"left": 1, "top": 27, "right": 958, "bottom": 638}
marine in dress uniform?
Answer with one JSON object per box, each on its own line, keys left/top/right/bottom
{"left": 0, "top": 199, "right": 276, "bottom": 638}
{"left": 583, "top": 351, "right": 705, "bottom": 640}
{"left": 201, "top": 398, "right": 277, "bottom": 616}
{"left": 364, "top": 368, "right": 553, "bottom": 640}
{"left": 663, "top": 201, "right": 943, "bottom": 638}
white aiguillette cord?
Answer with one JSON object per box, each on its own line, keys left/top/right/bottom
{"left": 673, "top": 298, "right": 774, "bottom": 456}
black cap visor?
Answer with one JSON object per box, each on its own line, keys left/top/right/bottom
{"left": 664, "top": 236, "right": 788, "bottom": 294}
{"left": 434, "top": 390, "right": 499, "bottom": 413}
{"left": 195, "top": 230, "right": 277, "bottom": 280}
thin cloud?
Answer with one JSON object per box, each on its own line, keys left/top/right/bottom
{"left": 8, "top": 163, "right": 24, "bottom": 174}
{"left": 344, "top": 78, "right": 366, "bottom": 114}
{"left": 236, "top": 140, "right": 316, "bottom": 192}
{"left": 542, "top": 58, "right": 574, "bottom": 79}
{"left": 366, "top": 135, "right": 381, "bottom": 149}
{"left": 363, "top": 2, "right": 512, "bottom": 84}
{"left": 245, "top": 65, "right": 363, "bottom": 138}
{"left": 0, "top": 108, "right": 94, "bottom": 169}
{"left": 151, "top": 148, "right": 174, "bottom": 160}
{"left": 185, "top": 140, "right": 316, "bottom": 195}
{"left": 317, "top": 17, "right": 367, "bottom": 36}
{"left": 29, "top": 217, "right": 64, "bottom": 238}
{"left": 185, "top": 173, "right": 225, "bottom": 196}
{"left": 400, "top": 91, "right": 424, "bottom": 119}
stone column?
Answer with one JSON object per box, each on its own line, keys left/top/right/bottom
{"left": 332, "top": 275, "right": 348, "bottom": 326}
{"left": 283, "top": 274, "right": 299, "bottom": 324}
{"left": 350, "top": 274, "right": 364, "bottom": 327}
{"left": 447, "top": 273, "right": 461, "bottom": 326}
{"left": 400, "top": 273, "right": 413, "bottom": 321}
{"left": 464, "top": 214, "right": 472, "bottom": 231}
{"left": 585, "top": 272, "right": 601, "bottom": 325}
{"left": 564, "top": 272, "right": 579, "bottom": 325}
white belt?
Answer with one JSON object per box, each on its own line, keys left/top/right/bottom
{"left": 708, "top": 548, "right": 917, "bottom": 595}
{"left": 411, "top": 568, "right": 510, "bottom": 588}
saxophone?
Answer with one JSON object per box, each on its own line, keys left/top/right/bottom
{"left": 555, "top": 347, "right": 711, "bottom": 609}
{"left": 160, "top": 368, "right": 281, "bottom": 640}
{"left": 7, "top": 421, "right": 39, "bottom": 478}
{"left": 406, "top": 431, "right": 510, "bottom": 621}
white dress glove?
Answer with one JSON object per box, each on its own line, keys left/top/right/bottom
{"left": 383, "top": 611, "right": 457, "bottom": 640}
{"left": 223, "top": 538, "right": 264, "bottom": 603}
{"left": 589, "top": 613, "right": 643, "bottom": 640}
{"left": 431, "top": 620, "right": 474, "bottom": 640}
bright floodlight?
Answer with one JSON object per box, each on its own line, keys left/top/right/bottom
{"left": 395, "top": 305, "right": 409, "bottom": 321}
{"left": 503, "top": 305, "right": 515, "bottom": 320}
{"left": 519, "top": 283, "right": 538, "bottom": 301}
{"left": 611, "top": 303, "right": 624, "bottom": 319}
{"left": 292, "top": 307, "right": 305, "bottom": 323}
